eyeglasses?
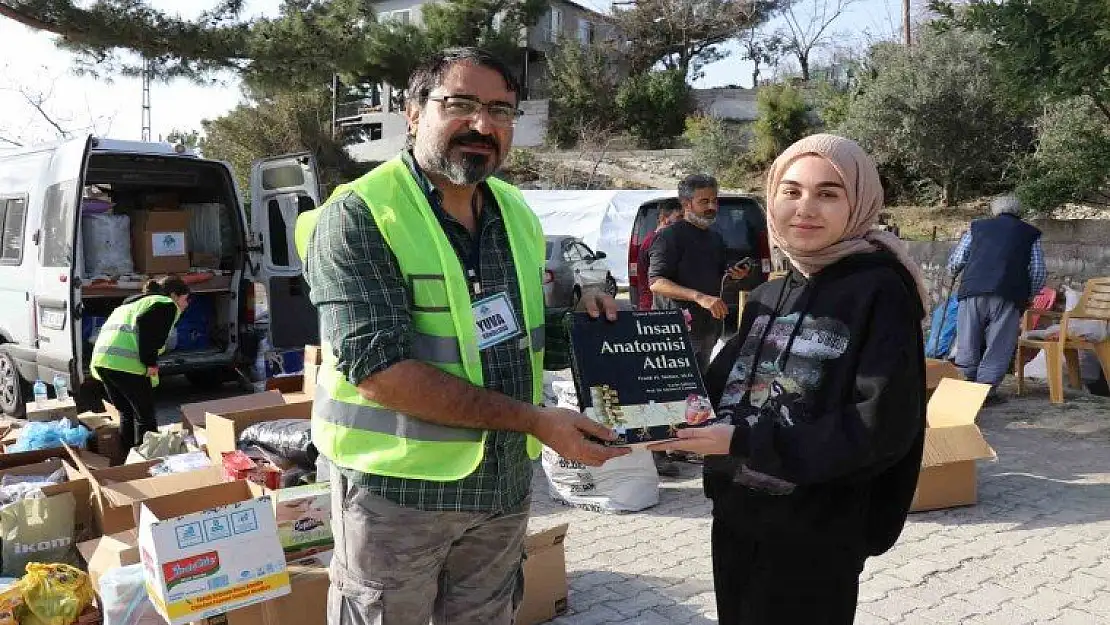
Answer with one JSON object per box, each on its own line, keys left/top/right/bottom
{"left": 428, "top": 95, "right": 522, "bottom": 126}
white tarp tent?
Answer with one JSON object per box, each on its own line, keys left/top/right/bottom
{"left": 521, "top": 189, "right": 676, "bottom": 285}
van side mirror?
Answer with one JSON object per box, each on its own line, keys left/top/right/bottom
{"left": 593, "top": 251, "right": 607, "bottom": 260}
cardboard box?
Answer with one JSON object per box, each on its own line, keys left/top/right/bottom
{"left": 517, "top": 524, "right": 569, "bottom": 625}
{"left": 264, "top": 376, "right": 303, "bottom": 394}
{"left": 0, "top": 458, "right": 94, "bottom": 538}
{"left": 270, "top": 482, "right": 331, "bottom": 558}
{"left": 190, "top": 563, "right": 329, "bottom": 625}
{"left": 132, "top": 210, "right": 191, "bottom": 275}
{"left": 301, "top": 364, "right": 318, "bottom": 398}
{"left": 925, "top": 358, "right": 963, "bottom": 391}
{"left": 0, "top": 445, "right": 109, "bottom": 471}
{"left": 911, "top": 378, "right": 995, "bottom": 512}
{"left": 78, "top": 529, "right": 141, "bottom": 591}
{"left": 303, "top": 346, "right": 322, "bottom": 366}
{"left": 66, "top": 449, "right": 225, "bottom": 535}
{"left": 78, "top": 414, "right": 123, "bottom": 465}
{"left": 138, "top": 481, "right": 291, "bottom": 625}
{"left": 204, "top": 400, "right": 312, "bottom": 464}
{"left": 180, "top": 391, "right": 288, "bottom": 436}
{"left": 24, "top": 397, "right": 79, "bottom": 422}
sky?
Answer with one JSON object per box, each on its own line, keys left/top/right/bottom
{"left": 0, "top": 0, "right": 922, "bottom": 147}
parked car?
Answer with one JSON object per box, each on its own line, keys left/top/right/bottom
{"left": 627, "top": 193, "right": 771, "bottom": 333}
{"left": 0, "top": 135, "right": 321, "bottom": 416}
{"left": 544, "top": 235, "right": 618, "bottom": 309}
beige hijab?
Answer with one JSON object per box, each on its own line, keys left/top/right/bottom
{"left": 765, "top": 133, "right": 928, "bottom": 308}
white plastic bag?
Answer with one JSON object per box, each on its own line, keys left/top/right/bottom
{"left": 183, "top": 203, "right": 224, "bottom": 258}
{"left": 539, "top": 377, "right": 659, "bottom": 513}
{"left": 99, "top": 564, "right": 163, "bottom": 625}
{"left": 81, "top": 214, "right": 134, "bottom": 277}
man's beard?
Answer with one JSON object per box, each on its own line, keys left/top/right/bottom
{"left": 418, "top": 131, "right": 502, "bottom": 185}
{"left": 685, "top": 211, "right": 717, "bottom": 228}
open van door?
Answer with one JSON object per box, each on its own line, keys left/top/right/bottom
{"left": 34, "top": 135, "right": 93, "bottom": 389}
{"left": 250, "top": 153, "right": 322, "bottom": 352}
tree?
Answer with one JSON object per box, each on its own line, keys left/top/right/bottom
{"left": 616, "top": 69, "right": 691, "bottom": 148}
{"left": 836, "top": 29, "right": 1032, "bottom": 206}
{"left": 738, "top": 26, "right": 784, "bottom": 87}
{"left": 750, "top": 83, "right": 811, "bottom": 165}
{"left": 165, "top": 129, "right": 204, "bottom": 153}
{"left": 613, "top": 0, "right": 784, "bottom": 82}
{"left": 546, "top": 42, "right": 619, "bottom": 148}
{"left": 201, "top": 87, "right": 363, "bottom": 195}
{"left": 1017, "top": 98, "right": 1110, "bottom": 213}
{"left": 779, "top": 0, "right": 859, "bottom": 82}
{"left": 931, "top": 1, "right": 1110, "bottom": 124}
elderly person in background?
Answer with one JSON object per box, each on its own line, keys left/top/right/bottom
{"left": 947, "top": 194, "right": 1046, "bottom": 403}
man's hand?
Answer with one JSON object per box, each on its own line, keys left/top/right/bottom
{"left": 532, "top": 407, "right": 631, "bottom": 466}
{"left": 726, "top": 264, "right": 750, "bottom": 281}
{"left": 696, "top": 293, "right": 728, "bottom": 320}
{"left": 648, "top": 424, "right": 735, "bottom": 456}
{"left": 583, "top": 289, "right": 619, "bottom": 321}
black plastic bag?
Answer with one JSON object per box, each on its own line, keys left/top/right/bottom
{"left": 237, "top": 419, "right": 317, "bottom": 470}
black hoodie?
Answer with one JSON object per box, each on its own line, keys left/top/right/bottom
{"left": 703, "top": 251, "right": 926, "bottom": 556}
{"left": 122, "top": 293, "right": 179, "bottom": 368}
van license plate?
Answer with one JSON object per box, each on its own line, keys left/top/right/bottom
{"left": 40, "top": 308, "right": 66, "bottom": 330}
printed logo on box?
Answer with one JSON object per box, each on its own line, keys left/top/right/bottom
{"left": 176, "top": 522, "right": 205, "bottom": 549}
{"left": 231, "top": 510, "right": 258, "bottom": 534}
{"left": 164, "top": 551, "right": 221, "bottom": 590}
{"left": 152, "top": 231, "right": 187, "bottom": 257}
{"left": 204, "top": 516, "right": 232, "bottom": 542}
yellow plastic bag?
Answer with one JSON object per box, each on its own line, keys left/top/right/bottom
{"left": 17, "top": 563, "right": 93, "bottom": 625}
{"left": 0, "top": 584, "right": 21, "bottom": 625}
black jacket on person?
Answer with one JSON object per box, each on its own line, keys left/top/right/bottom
{"left": 121, "top": 293, "right": 178, "bottom": 368}
{"left": 703, "top": 251, "right": 926, "bottom": 556}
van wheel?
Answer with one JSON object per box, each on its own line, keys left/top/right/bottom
{"left": 185, "top": 370, "right": 228, "bottom": 390}
{"left": 0, "top": 352, "right": 26, "bottom": 418}
{"left": 604, "top": 275, "right": 618, "bottom": 297}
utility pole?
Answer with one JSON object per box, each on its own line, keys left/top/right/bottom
{"left": 903, "top": 0, "right": 912, "bottom": 47}
{"left": 141, "top": 58, "right": 152, "bottom": 141}
{"left": 330, "top": 73, "right": 339, "bottom": 138}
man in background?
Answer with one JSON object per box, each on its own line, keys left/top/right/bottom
{"left": 637, "top": 204, "right": 682, "bottom": 311}
{"left": 947, "top": 194, "right": 1046, "bottom": 402}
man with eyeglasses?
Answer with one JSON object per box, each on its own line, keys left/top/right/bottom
{"left": 297, "top": 47, "right": 627, "bottom": 625}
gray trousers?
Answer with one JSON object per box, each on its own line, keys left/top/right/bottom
{"left": 328, "top": 472, "right": 528, "bottom": 625}
{"left": 955, "top": 295, "right": 1022, "bottom": 388}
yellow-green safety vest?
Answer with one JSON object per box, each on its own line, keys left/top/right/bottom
{"left": 90, "top": 295, "right": 180, "bottom": 387}
{"left": 295, "top": 157, "right": 546, "bottom": 481}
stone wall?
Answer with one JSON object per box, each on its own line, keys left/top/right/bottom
{"left": 906, "top": 218, "right": 1110, "bottom": 311}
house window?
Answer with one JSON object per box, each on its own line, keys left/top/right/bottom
{"left": 0, "top": 197, "right": 27, "bottom": 264}
{"left": 549, "top": 8, "right": 564, "bottom": 41}
{"left": 577, "top": 19, "right": 594, "bottom": 44}
{"left": 385, "top": 9, "right": 410, "bottom": 24}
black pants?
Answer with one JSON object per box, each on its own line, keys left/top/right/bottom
{"left": 96, "top": 367, "right": 158, "bottom": 452}
{"left": 711, "top": 516, "right": 866, "bottom": 625}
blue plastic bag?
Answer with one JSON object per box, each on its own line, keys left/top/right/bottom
{"left": 925, "top": 295, "right": 959, "bottom": 359}
{"left": 8, "top": 419, "right": 91, "bottom": 453}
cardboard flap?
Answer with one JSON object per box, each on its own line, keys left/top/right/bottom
{"left": 925, "top": 359, "right": 963, "bottom": 390}
{"left": 926, "top": 378, "right": 990, "bottom": 428}
{"left": 524, "top": 524, "right": 568, "bottom": 556}
{"left": 0, "top": 445, "right": 109, "bottom": 471}
{"left": 180, "top": 390, "right": 287, "bottom": 431}
{"left": 921, "top": 424, "right": 996, "bottom": 467}
{"left": 100, "top": 466, "right": 225, "bottom": 506}
{"left": 136, "top": 479, "right": 255, "bottom": 524}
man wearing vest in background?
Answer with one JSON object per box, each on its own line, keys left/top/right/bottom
{"left": 947, "top": 194, "right": 1046, "bottom": 403}
{"left": 298, "top": 48, "right": 628, "bottom": 625}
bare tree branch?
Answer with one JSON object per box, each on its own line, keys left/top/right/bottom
{"left": 780, "top": 0, "right": 859, "bottom": 81}
{"left": 0, "top": 135, "right": 23, "bottom": 147}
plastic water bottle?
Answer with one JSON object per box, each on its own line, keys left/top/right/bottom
{"left": 32, "top": 380, "right": 48, "bottom": 410}
{"left": 52, "top": 374, "right": 68, "bottom": 401}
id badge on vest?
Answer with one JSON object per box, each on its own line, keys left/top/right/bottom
{"left": 473, "top": 292, "right": 522, "bottom": 351}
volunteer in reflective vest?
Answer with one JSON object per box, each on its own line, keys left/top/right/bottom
{"left": 298, "top": 48, "right": 627, "bottom": 625}
{"left": 90, "top": 276, "right": 190, "bottom": 453}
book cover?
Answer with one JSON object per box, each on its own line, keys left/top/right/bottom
{"left": 566, "top": 309, "right": 719, "bottom": 446}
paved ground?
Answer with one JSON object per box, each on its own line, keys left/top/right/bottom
{"left": 527, "top": 379, "right": 1110, "bottom": 625}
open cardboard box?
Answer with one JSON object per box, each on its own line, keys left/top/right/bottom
{"left": 0, "top": 458, "right": 94, "bottom": 539}
{"left": 204, "top": 400, "right": 312, "bottom": 464}
{"left": 179, "top": 390, "right": 289, "bottom": 440}
{"left": 136, "top": 480, "right": 291, "bottom": 625}
{"left": 518, "top": 524, "right": 570, "bottom": 625}
{"left": 925, "top": 358, "right": 963, "bottom": 391}
{"left": 190, "top": 562, "right": 330, "bottom": 625}
{"left": 66, "top": 447, "right": 224, "bottom": 535}
{"left": 911, "top": 378, "right": 995, "bottom": 512}
{"left": 0, "top": 444, "right": 109, "bottom": 471}
{"left": 78, "top": 529, "right": 140, "bottom": 591}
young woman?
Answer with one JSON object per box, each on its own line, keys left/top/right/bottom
{"left": 652, "top": 134, "right": 928, "bottom": 624}
{"left": 91, "top": 276, "right": 191, "bottom": 452}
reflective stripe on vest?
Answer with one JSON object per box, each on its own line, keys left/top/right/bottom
{"left": 89, "top": 295, "right": 179, "bottom": 385}
{"left": 296, "top": 157, "right": 547, "bottom": 481}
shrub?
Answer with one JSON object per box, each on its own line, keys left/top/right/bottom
{"left": 684, "top": 115, "right": 746, "bottom": 178}
{"left": 749, "top": 83, "right": 811, "bottom": 165}
{"left": 616, "top": 70, "right": 691, "bottom": 149}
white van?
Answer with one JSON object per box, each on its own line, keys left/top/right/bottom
{"left": 0, "top": 135, "right": 322, "bottom": 417}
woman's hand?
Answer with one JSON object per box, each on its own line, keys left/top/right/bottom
{"left": 648, "top": 424, "right": 735, "bottom": 456}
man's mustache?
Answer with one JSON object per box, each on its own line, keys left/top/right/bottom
{"left": 450, "top": 132, "right": 500, "bottom": 153}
